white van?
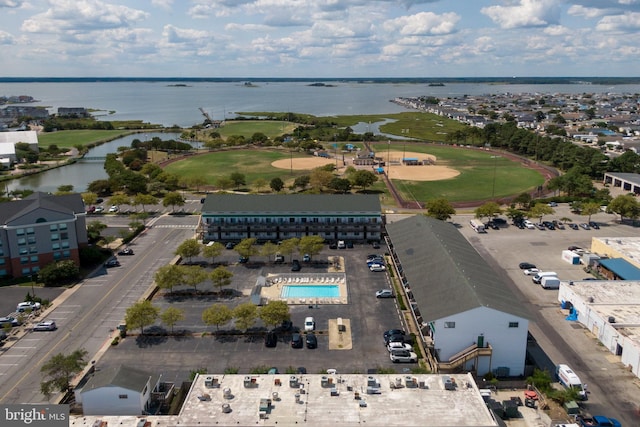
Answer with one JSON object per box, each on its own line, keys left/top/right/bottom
{"left": 469, "top": 219, "right": 486, "bottom": 233}
{"left": 556, "top": 364, "right": 587, "bottom": 400}
{"left": 532, "top": 271, "right": 557, "bottom": 284}
{"left": 540, "top": 276, "right": 561, "bottom": 289}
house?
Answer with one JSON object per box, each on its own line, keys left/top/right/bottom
{"left": 385, "top": 215, "right": 530, "bottom": 376}
{"left": 200, "top": 194, "right": 383, "bottom": 243}
{"left": 0, "top": 192, "right": 88, "bottom": 279}
{"left": 76, "top": 365, "right": 161, "bottom": 416}
{"left": 0, "top": 130, "right": 39, "bottom": 166}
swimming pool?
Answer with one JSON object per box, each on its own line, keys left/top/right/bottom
{"left": 281, "top": 285, "right": 340, "bottom": 298}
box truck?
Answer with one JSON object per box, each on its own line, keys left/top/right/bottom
{"left": 556, "top": 364, "right": 587, "bottom": 400}
{"left": 541, "top": 276, "right": 561, "bottom": 289}
{"left": 532, "top": 271, "right": 557, "bottom": 284}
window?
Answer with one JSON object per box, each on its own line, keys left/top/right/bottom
{"left": 22, "top": 267, "right": 31, "bottom": 275}
{"left": 289, "top": 217, "right": 295, "bottom": 223}
{"left": 444, "top": 321, "right": 456, "bottom": 328}
{"left": 17, "top": 238, "right": 26, "bottom": 246}
{"left": 26, "top": 227, "right": 35, "bottom": 234}
{"left": 0, "top": 248, "right": 3, "bottom": 256}
{"left": 20, "top": 257, "right": 29, "bottom": 264}
{"left": 59, "top": 223, "right": 67, "bottom": 231}
{"left": 62, "top": 250, "right": 70, "bottom": 258}
{"left": 509, "top": 322, "right": 519, "bottom": 328}
{"left": 0, "top": 258, "right": 4, "bottom": 265}
{"left": 16, "top": 228, "right": 25, "bottom": 235}
{"left": 61, "top": 232, "right": 69, "bottom": 240}
{"left": 19, "top": 248, "right": 28, "bottom": 255}
{"left": 28, "top": 236, "right": 36, "bottom": 244}
{"left": 53, "top": 252, "right": 61, "bottom": 260}
{"left": 118, "top": 394, "right": 128, "bottom": 399}
{"left": 29, "top": 246, "right": 38, "bottom": 254}
{"left": 30, "top": 255, "right": 38, "bottom": 263}
{"left": 50, "top": 225, "right": 58, "bottom": 231}
{"left": 61, "top": 241, "right": 69, "bottom": 249}
{"left": 52, "top": 243, "right": 60, "bottom": 250}
{"left": 51, "top": 234, "right": 59, "bottom": 241}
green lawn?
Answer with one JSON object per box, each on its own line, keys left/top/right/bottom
{"left": 218, "top": 121, "right": 297, "bottom": 139}
{"left": 163, "top": 149, "right": 311, "bottom": 186}
{"left": 370, "top": 143, "right": 544, "bottom": 203}
{"left": 38, "top": 130, "right": 137, "bottom": 149}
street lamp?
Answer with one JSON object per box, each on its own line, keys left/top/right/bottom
{"left": 30, "top": 275, "right": 35, "bottom": 298}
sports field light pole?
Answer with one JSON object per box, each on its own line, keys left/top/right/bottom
{"left": 290, "top": 148, "right": 293, "bottom": 175}
{"left": 387, "top": 140, "right": 391, "bottom": 175}
{"left": 491, "top": 151, "right": 498, "bottom": 198}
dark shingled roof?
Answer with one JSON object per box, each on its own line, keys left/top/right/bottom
{"left": 0, "top": 192, "right": 85, "bottom": 224}
{"left": 386, "top": 215, "right": 530, "bottom": 321}
{"left": 82, "top": 365, "right": 157, "bottom": 394}
{"left": 202, "top": 194, "right": 381, "bottom": 214}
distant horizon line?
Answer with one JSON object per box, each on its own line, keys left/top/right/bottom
{"left": 1, "top": 76, "right": 640, "bottom": 85}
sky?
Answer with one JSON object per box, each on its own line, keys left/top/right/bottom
{"left": 1, "top": 0, "right": 639, "bottom": 78}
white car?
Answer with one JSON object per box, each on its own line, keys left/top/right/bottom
{"left": 369, "top": 263, "right": 386, "bottom": 272}
{"left": 304, "top": 317, "right": 315, "bottom": 331}
{"left": 94, "top": 206, "right": 104, "bottom": 213}
{"left": 389, "top": 350, "right": 418, "bottom": 363}
{"left": 108, "top": 205, "right": 119, "bottom": 213}
{"left": 387, "top": 342, "right": 412, "bottom": 352}
{"left": 523, "top": 268, "right": 541, "bottom": 276}
{"left": 376, "top": 289, "right": 393, "bottom": 298}
{"left": 523, "top": 220, "right": 535, "bottom": 229}
{"left": 17, "top": 301, "right": 41, "bottom": 312}
{"left": 33, "top": 320, "right": 57, "bottom": 331}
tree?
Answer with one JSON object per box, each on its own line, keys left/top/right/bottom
{"left": 328, "top": 177, "right": 352, "bottom": 193}
{"left": 202, "top": 242, "right": 225, "bottom": 264}
{"left": 253, "top": 177, "right": 268, "bottom": 193}
{"left": 529, "top": 203, "right": 554, "bottom": 223}
{"left": 233, "top": 303, "right": 258, "bottom": 331}
{"left": 235, "top": 238, "right": 258, "bottom": 259}
{"left": 309, "top": 168, "right": 334, "bottom": 191}
{"left": 216, "top": 177, "right": 234, "bottom": 191}
{"left": 474, "top": 201, "right": 502, "bottom": 221}
{"left": 82, "top": 192, "right": 98, "bottom": 206}
{"left": 37, "top": 260, "right": 80, "bottom": 287}
{"left": 86, "top": 221, "right": 107, "bottom": 243}
{"left": 425, "top": 198, "right": 456, "bottom": 221}
{"left": 259, "top": 300, "right": 290, "bottom": 328}
{"left": 279, "top": 238, "right": 299, "bottom": 261}
{"left": 513, "top": 192, "right": 533, "bottom": 209}
{"left": 133, "top": 193, "right": 158, "bottom": 212}
{"left": 109, "top": 193, "right": 131, "bottom": 209}
{"left": 154, "top": 264, "right": 184, "bottom": 295}
{"left": 298, "top": 236, "right": 325, "bottom": 259}
{"left": 160, "top": 306, "right": 185, "bottom": 334}
{"left": 580, "top": 202, "right": 601, "bottom": 222}
{"left": 40, "top": 348, "right": 88, "bottom": 398}
{"left": 608, "top": 194, "right": 640, "bottom": 223}
{"left": 125, "top": 300, "right": 160, "bottom": 335}
{"left": 163, "top": 191, "right": 186, "bottom": 212}
{"left": 260, "top": 241, "right": 279, "bottom": 262}
{"left": 211, "top": 265, "right": 233, "bottom": 293}
{"left": 182, "top": 265, "right": 208, "bottom": 293}
{"left": 230, "top": 172, "right": 246, "bottom": 189}
{"left": 175, "top": 239, "right": 201, "bottom": 263}
{"left": 351, "top": 170, "right": 378, "bottom": 190}
{"left": 202, "top": 304, "right": 233, "bottom": 331}
{"left": 270, "top": 177, "right": 285, "bottom": 192}
{"left": 293, "top": 175, "right": 310, "bottom": 190}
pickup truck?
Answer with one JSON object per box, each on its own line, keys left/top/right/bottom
{"left": 576, "top": 415, "right": 622, "bottom": 427}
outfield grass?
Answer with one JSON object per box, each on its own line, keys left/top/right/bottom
{"left": 218, "top": 120, "right": 298, "bottom": 139}
{"left": 38, "top": 130, "right": 138, "bottom": 149}
{"left": 163, "top": 149, "right": 310, "bottom": 186}
{"left": 370, "top": 142, "right": 544, "bottom": 203}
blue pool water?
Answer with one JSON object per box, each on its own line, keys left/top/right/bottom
{"left": 281, "top": 285, "right": 340, "bottom": 298}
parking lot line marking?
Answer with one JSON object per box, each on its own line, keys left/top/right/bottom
{"left": 11, "top": 347, "right": 37, "bottom": 350}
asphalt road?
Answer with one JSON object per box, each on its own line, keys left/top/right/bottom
{"left": 450, "top": 204, "right": 640, "bottom": 425}
{"left": 0, "top": 214, "right": 199, "bottom": 404}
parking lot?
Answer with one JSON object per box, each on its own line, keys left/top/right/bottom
{"left": 98, "top": 244, "right": 412, "bottom": 384}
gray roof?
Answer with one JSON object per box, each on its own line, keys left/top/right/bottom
{"left": 0, "top": 192, "right": 85, "bottom": 224}
{"left": 82, "top": 365, "right": 156, "bottom": 394}
{"left": 604, "top": 172, "right": 640, "bottom": 186}
{"left": 386, "top": 215, "right": 530, "bottom": 321}
{"left": 202, "top": 194, "right": 381, "bottom": 214}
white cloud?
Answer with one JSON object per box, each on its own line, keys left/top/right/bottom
{"left": 0, "top": 0, "right": 22, "bottom": 7}
{"left": 162, "top": 24, "right": 210, "bottom": 44}
{"left": 567, "top": 5, "right": 608, "bottom": 19}
{"left": 596, "top": 11, "right": 640, "bottom": 31}
{"left": 481, "top": 0, "right": 560, "bottom": 29}
{"left": 151, "top": 0, "right": 173, "bottom": 10}
{"left": 0, "top": 30, "right": 15, "bottom": 44}
{"left": 383, "top": 12, "right": 459, "bottom": 36}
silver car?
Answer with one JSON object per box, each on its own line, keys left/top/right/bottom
{"left": 376, "top": 289, "right": 394, "bottom": 298}
{"left": 33, "top": 320, "right": 57, "bottom": 331}
{"left": 389, "top": 350, "right": 417, "bottom": 363}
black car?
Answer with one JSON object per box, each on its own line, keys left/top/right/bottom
{"left": 265, "top": 332, "right": 278, "bottom": 348}
{"left": 329, "top": 241, "right": 338, "bottom": 249}
{"left": 589, "top": 221, "right": 600, "bottom": 229}
{"left": 519, "top": 262, "right": 536, "bottom": 270}
{"left": 372, "top": 241, "right": 380, "bottom": 249}
{"left": 306, "top": 333, "right": 317, "bottom": 349}
{"left": 492, "top": 217, "right": 507, "bottom": 225}
{"left": 225, "top": 242, "right": 236, "bottom": 249}
{"left": 346, "top": 241, "right": 354, "bottom": 248}
{"left": 568, "top": 223, "right": 579, "bottom": 230}
{"left": 239, "top": 256, "right": 249, "bottom": 263}
{"left": 487, "top": 221, "right": 499, "bottom": 230}
{"left": 291, "top": 333, "right": 303, "bottom": 348}
{"left": 383, "top": 329, "right": 405, "bottom": 344}
{"left": 104, "top": 258, "right": 120, "bottom": 268}
{"left": 117, "top": 247, "right": 134, "bottom": 256}
{"left": 291, "top": 260, "right": 301, "bottom": 271}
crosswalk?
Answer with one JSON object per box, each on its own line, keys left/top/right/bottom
{"left": 152, "top": 224, "right": 198, "bottom": 228}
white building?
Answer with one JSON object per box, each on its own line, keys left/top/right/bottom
{"left": 386, "top": 216, "right": 530, "bottom": 377}
{"left": 0, "top": 130, "right": 39, "bottom": 166}
{"left": 76, "top": 365, "right": 160, "bottom": 416}
{"left": 558, "top": 280, "right": 640, "bottom": 379}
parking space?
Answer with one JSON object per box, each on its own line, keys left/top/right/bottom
{"left": 99, "top": 242, "right": 408, "bottom": 380}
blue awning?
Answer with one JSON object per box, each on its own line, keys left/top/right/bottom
{"left": 599, "top": 258, "right": 640, "bottom": 280}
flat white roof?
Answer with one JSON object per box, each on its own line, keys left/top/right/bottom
{"left": 70, "top": 373, "right": 499, "bottom": 427}
{"left": 560, "top": 280, "right": 640, "bottom": 341}
{"left": 0, "top": 130, "right": 39, "bottom": 145}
